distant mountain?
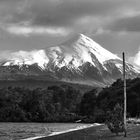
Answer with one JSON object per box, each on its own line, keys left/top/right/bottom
{"left": 0, "top": 34, "right": 139, "bottom": 87}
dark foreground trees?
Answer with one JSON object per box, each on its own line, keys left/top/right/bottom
{"left": 0, "top": 85, "right": 82, "bottom": 122}
{"left": 78, "top": 78, "right": 140, "bottom": 123}
{"left": 0, "top": 78, "right": 140, "bottom": 122}
{"left": 97, "top": 78, "right": 140, "bottom": 118}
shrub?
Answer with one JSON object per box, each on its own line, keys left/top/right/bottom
{"left": 106, "top": 104, "right": 124, "bottom": 135}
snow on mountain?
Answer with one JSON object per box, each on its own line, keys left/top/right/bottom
{"left": 0, "top": 34, "right": 140, "bottom": 86}
{"left": 75, "top": 34, "right": 120, "bottom": 64}
{"left": 3, "top": 50, "right": 49, "bottom": 69}
{"left": 3, "top": 34, "right": 120, "bottom": 70}
{"left": 45, "top": 34, "right": 121, "bottom": 70}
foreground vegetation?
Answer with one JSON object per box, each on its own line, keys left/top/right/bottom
{"left": 0, "top": 78, "right": 140, "bottom": 122}
{"left": 0, "top": 85, "right": 82, "bottom": 122}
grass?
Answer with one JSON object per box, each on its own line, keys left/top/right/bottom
{"left": 37, "top": 124, "right": 140, "bottom": 140}
{"left": 0, "top": 123, "right": 92, "bottom": 140}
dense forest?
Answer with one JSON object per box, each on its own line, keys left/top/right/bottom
{"left": 0, "top": 78, "right": 140, "bottom": 122}
{"left": 0, "top": 85, "right": 82, "bottom": 122}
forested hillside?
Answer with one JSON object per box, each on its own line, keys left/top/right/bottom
{"left": 0, "top": 85, "right": 82, "bottom": 122}
{"left": 0, "top": 78, "right": 140, "bottom": 122}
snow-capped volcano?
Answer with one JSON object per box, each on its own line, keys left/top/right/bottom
{"left": 46, "top": 34, "right": 120, "bottom": 69}
{"left": 0, "top": 34, "right": 139, "bottom": 86}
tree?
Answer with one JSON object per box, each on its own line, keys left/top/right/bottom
{"left": 106, "top": 104, "right": 124, "bottom": 135}
{"left": 79, "top": 89, "right": 97, "bottom": 117}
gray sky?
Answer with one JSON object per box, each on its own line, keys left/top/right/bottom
{"left": 0, "top": 0, "right": 140, "bottom": 66}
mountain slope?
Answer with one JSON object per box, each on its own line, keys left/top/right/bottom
{"left": 0, "top": 34, "right": 139, "bottom": 86}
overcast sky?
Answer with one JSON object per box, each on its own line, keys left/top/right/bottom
{"left": 1, "top": 0, "right": 140, "bottom": 66}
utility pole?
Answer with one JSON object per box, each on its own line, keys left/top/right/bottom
{"left": 123, "top": 52, "right": 127, "bottom": 137}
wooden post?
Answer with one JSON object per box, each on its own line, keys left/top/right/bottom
{"left": 123, "top": 52, "right": 127, "bottom": 137}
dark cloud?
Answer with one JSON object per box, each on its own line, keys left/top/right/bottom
{"left": 0, "top": 0, "right": 25, "bottom": 19}
{"left": 6, "top": 0, "right": 110, "bottom": 26}
{"left": 4, "top": 0, "right": 140, "bottom": 28}
{"left": 1, "top": 0, "right": 140, "bottom": 36}
{"left": 107, "top": 15, "right": 140, "bottom": 32}
{"left": 29, "top": 0, "right": 118, "bottom": 26}
{"left": 0, "top": 0, "right": 23, "bottom": 5}
{"left": 0, "top": 0, "right": 21, "bottom": 2}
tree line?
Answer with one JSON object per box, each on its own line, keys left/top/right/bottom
{"left": 0, "top": 78, "right": 140, "bottom": 122}
{"left": 0, "top": 85, "right": 82, "bottom": 122}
